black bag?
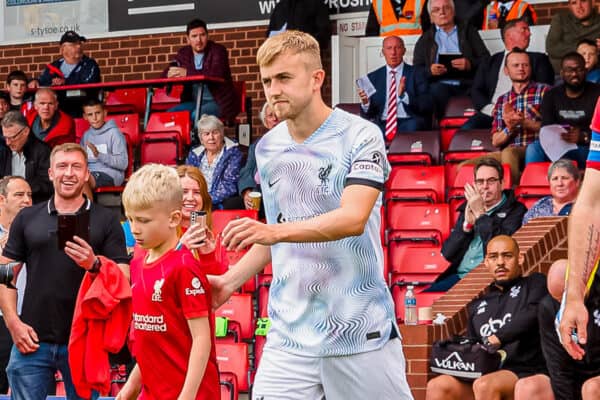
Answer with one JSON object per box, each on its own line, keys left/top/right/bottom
{"left": 430, "top": 336, "right": 503, "bottom": 381}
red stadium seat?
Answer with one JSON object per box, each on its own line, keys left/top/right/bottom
{"left": 514, "top": 162, "right": 552, "bottom": 208}
{"left": 386, "top": 203, "right": 450, "bottom": 238}
{"left": 216, "top": 343, "right": 250, "bottom": 392}
{"left": 143, "top": 111, "right": 192, "bottom": 164}
{"left": 74, "top": 118, "right": 89, "bottom": 142}
{"left": 443, "top": 129, "right": 495, "bottom": 185}
{"left": 140, "top": 131, "right": 179, "bottom": 165}
{"left": 215, "top": 293, "right": 254, "bottom": 342}
{"left": 105, "top": 88, "right": 147, "bottom": 116}
{"left": 150, "top": 85, "right": 184, "bottom": 111}
{"left": 212, "top": 210, "right": 259, "bottom": 238}
{"left": 220, "top": 371, "right": 239, "bottom": 400}
{"left": 389, "top": 246, "right": 449, "bottom": 277}
{"left": 387, "top": 130, "right": 441, "bottom": 166}
{"left": 439, "top": 96, "right": 475, "bottom": 151}
{"left": 385, "top": 165, "right": 445, "bottom": 204}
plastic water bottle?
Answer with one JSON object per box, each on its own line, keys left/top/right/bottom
{"left": 404, "top": 285, "right": 417, "bottom": 325}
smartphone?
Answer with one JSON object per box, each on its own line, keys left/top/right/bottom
{"left": 190, "top": 210, "right": 207, "bottom": 228}
{"left": 57, "top": 211, "right": 90, "bottom": 250}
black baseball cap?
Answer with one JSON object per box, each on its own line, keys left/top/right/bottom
{"left": 60, "top": 31, "right": 87, "bottom": 44}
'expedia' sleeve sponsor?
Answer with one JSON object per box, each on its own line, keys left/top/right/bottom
{"left": 346, "top": 124, "right": 390, "bottom": 190}
{"left": 174, "top": 253, "right": 210, "bottom": 320}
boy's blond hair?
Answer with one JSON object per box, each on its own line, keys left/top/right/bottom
{"left": 256, "top": 30, "right": 322, "bottom": 70}
{"left": 123, "top": 164, "right": 182, "bottom": 212}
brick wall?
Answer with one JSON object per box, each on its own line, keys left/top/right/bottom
{"left": 401, "top": 216, "right": 568, "bottom": 400}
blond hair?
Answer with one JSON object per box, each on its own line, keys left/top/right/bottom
{"left": 50, "top": 143, "right": 88, "bottom": 165}
{"left": 123, "top": 164, "right": 182, "bottom": 212}
{"left": 256, "top": 30, "right": 322, "bottom": 69}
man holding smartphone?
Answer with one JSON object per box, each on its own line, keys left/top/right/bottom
{"left": 0, "top": 143, "right": 128, "bottom": 400}
{"left": 525, "top": 52, "right": 600, "bottom": 168}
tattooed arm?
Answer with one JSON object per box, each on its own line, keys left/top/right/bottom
{"left": 559, "top": 168, "right": 600, "bottom": 359}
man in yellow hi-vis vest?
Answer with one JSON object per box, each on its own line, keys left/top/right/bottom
{"left": 365, "top": 0, "right": 425, "bottom": 36}
{"left": 482, "top": 0, "right": 537, "bottom": 30}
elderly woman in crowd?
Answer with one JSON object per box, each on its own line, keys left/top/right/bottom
{"left": 186, "top": 114, "right": 242, "bottom": 209}
{"left": 224, "top": 102, "right": 280, "bottom": 211}
{"left": 522, "top": 159, "right": 581, "bottom": 225}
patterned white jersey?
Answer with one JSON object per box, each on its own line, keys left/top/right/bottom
{"left": 256, "top": 108, "right": 397, "bottom": 357}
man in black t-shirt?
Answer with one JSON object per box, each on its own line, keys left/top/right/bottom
{"left": 0, "top": 143, "right": 128, "bottom": 399}
{"left": 525, "top": 52, "right": 600, "bottom": 168}
{"left": 427, "top": 235, "right": 551, "bottom": 400}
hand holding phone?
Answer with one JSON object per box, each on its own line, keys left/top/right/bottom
{"left": 57, "top": 212, "right": 90, "bottom": 250}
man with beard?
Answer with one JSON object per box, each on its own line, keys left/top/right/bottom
{"left": 428, "top": 158, "right": 527, "bottom": 291}
{"left": 546, "top": 0, "right": 600, "bottom": 73}
{"left": 525, "top": 53, "right": 600, "bottom": 169}
{"left": 0, "top": 143, "right": 128, "bottom": 399}
{"left": 464, "top": 18, "right": 554, "bottom": 130}
{"left": 488, "top": 48, "right": 550, "bottom": 184}
{"left": 426, "top": 235, "right": 550, "bottom": 400}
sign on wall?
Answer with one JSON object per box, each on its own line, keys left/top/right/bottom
{"left": 0, "top": 0, "right": 372, "bottom": 43}
{"left": 108, "top": 0, "right": 371, "bottom": 32}
{"left": 2, "top": 0, "right": 107, "bottom": 42}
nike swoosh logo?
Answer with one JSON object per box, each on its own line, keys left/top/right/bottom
{"left": 268, "top": 177, "right": 281, "bottom": 188}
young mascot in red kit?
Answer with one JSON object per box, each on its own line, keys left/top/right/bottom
{"left": 116, "top": 164, "right": 219, "bottom": 400}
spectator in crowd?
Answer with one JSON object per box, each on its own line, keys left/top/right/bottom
{"left": 117, "top": 164, "right": 219, "bottom": 400}
{"left": 162, "top": 18, "right": 240, "bottom": 123}
{"left": 481, "top": 0, "right": 537, "bottom": 30}
{"left": 413, "top": 0, "right": 489, "bottom": 118}
{"left": 525, "top": 52, "right": 600, "bottom": 168}
{"left": 430, "top": 158, "right": 526, "bottom": 291}
{"left": 489, "top": 48, "right": 550, "bottom": 184}
{"left": 175, "top": 165, "right": 222, "bottom": 276}
{"left": 522, "top": 159, "right": 581, "bottom": 225}
{"left": 576, "top": 39, "right": 600, "bottom": 83}
{"left": 25, "top": 88, "right": 76, "bottom": 148}
{"left": 5, "top": 71, "right": 29, "bottom": 112}
{"left": 33, "top": 31, "right": 100, "bottom": 87}
{"left": 267, "top": 0, "right": 331, "bottom": 49}
{"left": 365, "top": 0, "right": 425, "bottom": 36}
{"left": 213, "top": 30, "right": 414, "bottom": 399}
{"left": 0, "top": 176, "right": 31, "bottom": 395}
{"left": 546, "top": 0, "right": 600, "bottom": 73}
{"left": 0, "top": 143, "right": 128, "bottom": 399}
{"left": 185, "top": 114, "right": 242, "bottom": 209}
{"left": 0, "top": 111, "right": 52, "bottom": 203}
{"left": 426, "top": 235, "right": 550, "bottom": 400}
{"left": 79, "top": 99, "right": 128, "bottom": 189}
{"left": 538, "top": 259, "right": 600, "bottom": 400}
{"left": 30, "top": 31, "right": 101, "bottom": 117}
{"left": 0, "top": 92, "right": 9, "bottom": 122}
{"left": 421, "top": 0, "right": 486, "bottom": 32}
{"left": 464, "top": 18, "right": 554, "bottom": 130}
{"left": 224, "top": 101, "right": 279, "bottom": 213}
{"left": 358, "top": 35, "right": 432, "bottom": 139}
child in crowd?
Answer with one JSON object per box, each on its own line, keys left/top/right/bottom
{"left": 116, "top": 164, "right": 219, "bottom": 400}
{"left": 577, "top": 39, "right": 600, "bottom": 83}
{"left": 5, "top": 70, "right": 28, "bottom": 112}
{"left": 80, "top": 98, "right": 128, "bottom": 188}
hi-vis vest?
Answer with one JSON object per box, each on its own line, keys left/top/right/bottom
{"left": 482, "top": 0, "right": 537, "bottom": 30}
{"left": 374, "top": 0, "right": 423, "bottom": 36}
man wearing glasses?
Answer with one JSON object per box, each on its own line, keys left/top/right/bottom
{"left": 426, "top": 157, "right": 527, "bottom": 291}
{"left": 0, "top": 111, "right": 52, "bottom": 203}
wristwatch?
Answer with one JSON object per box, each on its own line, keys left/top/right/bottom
{"left": 88, "top": 257, "right": 101, "bottom": 273}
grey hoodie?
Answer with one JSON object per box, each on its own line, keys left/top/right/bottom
{"left": 80, "top": 119, "right": 128, "bottom": 186}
